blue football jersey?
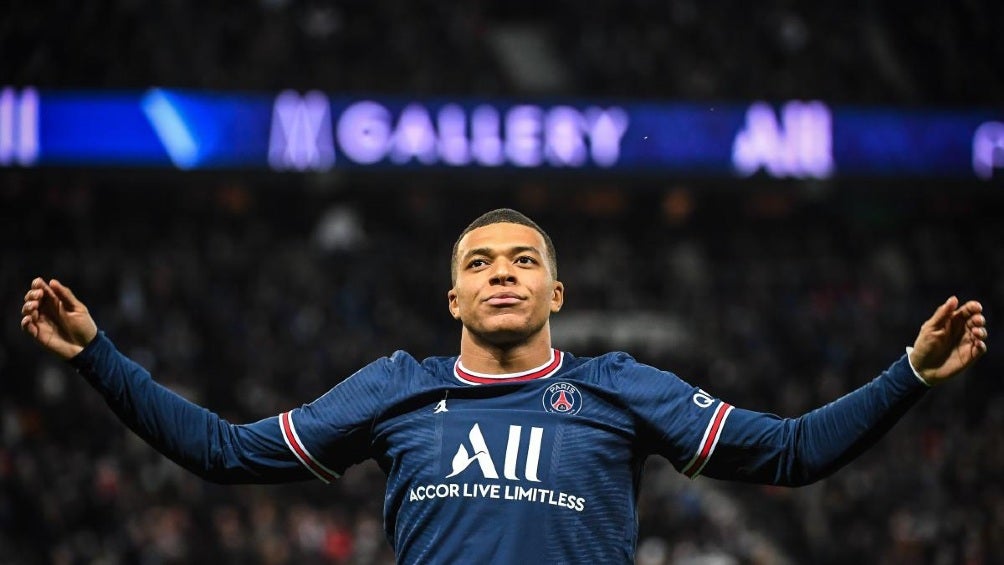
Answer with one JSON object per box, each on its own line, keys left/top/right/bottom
{"left": 281, "top": 349, "right": 732, "bottom": 563}
{"left": 71, "top": 332, "right": 929, "bottom": 564}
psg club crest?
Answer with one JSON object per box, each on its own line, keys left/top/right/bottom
{"left": 543, "top": 382, "right": 582, "bottom": 415}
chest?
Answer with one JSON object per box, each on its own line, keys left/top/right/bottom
{"left": 374, "top": 380, "right": 638, "bottom": 486}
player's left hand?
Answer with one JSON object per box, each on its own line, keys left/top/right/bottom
{"left": 909, "top": 296, "right": 988, "bottom": 385}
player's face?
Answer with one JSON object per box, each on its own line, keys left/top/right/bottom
{"left": 449, "top": 223, "right": 563, "bottom": 346}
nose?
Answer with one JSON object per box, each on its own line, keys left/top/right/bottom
{"left": 490, "top": 262, "right": 516, "bottom": 285}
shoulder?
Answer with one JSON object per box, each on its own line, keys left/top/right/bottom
{"left": 327, "top": 351, "right": 445, "bottom": 405}
{"left": 563, "top": 350, "right": 692, "bottom": 392}
{"left": 559, "top": 350, "right": 657, "bottom": 380}
{"left": 341, "top": 351, "right": 429, "bottom": 389}
{"left": 380, "top": 351, "right": 459, "bottom": 386}
{"left": 372, "top": 350, "right": 447, "bottom": 378}
{"left": 385, "top": 349, "right": 422, "bottom": 367}
{"left": 562, "top": 350, "right": 641, "bottom": 370}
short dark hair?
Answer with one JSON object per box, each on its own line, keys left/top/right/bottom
{"left": 451, "top": 208, "right": 558, "bottom": 284}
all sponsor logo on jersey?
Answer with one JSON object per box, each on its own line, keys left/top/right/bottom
{"left": 542, "top": 382, "right": 582, "bottom": 415}
{"left": 447, "top": 423, "right": 542, "bottom": 481}
{"left": 408, "top": 422, "right": 587, "bottom": 512}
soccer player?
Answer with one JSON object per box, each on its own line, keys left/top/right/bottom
{"left": 20, "top": 208, "right": 989, "bottom": 563}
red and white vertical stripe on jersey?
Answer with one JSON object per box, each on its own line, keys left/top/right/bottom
{"left": 280, "top": 411, "right": 340, "bottom": 483}
{"left": 682, "top": 402, "right": 734, "bottom": 478}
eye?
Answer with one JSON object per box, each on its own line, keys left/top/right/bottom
{"left": 467, "top": 258, "right": 488, "bottom": 269}
{"left": 515, "top": 256, "right": 537, "bottom": 265}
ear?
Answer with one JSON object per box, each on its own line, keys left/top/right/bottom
{"left": 448, "top": 288, "right": 461, "bottom": 320}
{"left": 550, "top": 280, "right": 564, "bottom": 313}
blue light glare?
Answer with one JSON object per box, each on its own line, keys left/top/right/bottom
{"left": 141, "top": 89, "right": 200, "bottom": 169}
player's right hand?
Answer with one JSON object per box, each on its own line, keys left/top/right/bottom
{"left": 908, "top": 296, "right": 988, "bottom": 385}
{"left": 21, "top": 278, "right": 98, "bottom": 360}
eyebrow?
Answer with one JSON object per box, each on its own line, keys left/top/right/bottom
{"left": 462, "top": 245, "right": 542, "bottom": 262}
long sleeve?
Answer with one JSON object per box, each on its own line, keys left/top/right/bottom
{"left": 69, "top": 332, "right": 311, "bottom": 484}
{"left": 699, "top": 354, "right": 929, "bottom": 486}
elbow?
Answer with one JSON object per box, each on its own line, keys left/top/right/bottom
{"left": 169, "top": 451, "right": 250, "bottom": 485}
{"left": 777, "top": 474, "right": 822, "bottom": 488}
{"left": 175, "top": 459, "right": 232, "bottom": 484}
{"left": 200, "top": 472, "right": 246, "bottom": 485}
{"left": 776, "top": 458, "right": 842, "bottom": 487}
{"left": 186, "top": 463, "right": 251, "bottom": 485}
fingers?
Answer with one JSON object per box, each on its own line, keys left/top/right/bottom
{"left": 965, "top": 314, "right": 987, "bottom": 336}
{"left": 42, "top": 281, "right": 60, "bottom": 304}
{"left": 957, "top": 302, "right": 990, "bottom": 358}
{"left": 22, "top": 278, "right": 59, "bottom": 334}
{"left": 23, "top": 287, "right": 47, "bottom": 305}
{"left": 26, "top": 277, "right": 48, "bottom": 300}
{"left": 30, "top": 277, "right": 58, "bottom": 302}
{"left": 952, "top": 300, "right": 983, "bottom": 321}
{"left": 23, "top": 277, "right": 53, "bottom": 317}
{"left": 927, "top": 296, "right": 959, "bottom": 327}
{"left": 21, "top": 282, "right": 42, "bottom": 337}
{"left": 23, "top": 278, "right": 83, "bottom": 316}
{"left": 970, "top": 319, "right": 989, "bottom": 353}
{"left": 20, "top": 315, "right": 38, "bottom": 337}
{"left": 49, "top": 279, "right": 82, "bottom": 311}
{"left": 21, "top": 297, "right": 38, "bottom": 317}
{"left": 952, "top": 301, "right": 987, "bottom": 340}
{"left": 25, "top": 277, "right": 59, "bottom": 307}
{"left": 22, "top": 284, "right": 43, "bottom": 318}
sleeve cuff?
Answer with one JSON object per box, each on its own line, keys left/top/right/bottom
{"left": 68, "top": 331, "right": 111, "bottom": 373}
{"left": 904, "top": 346, "right": 932, "bottom": 387}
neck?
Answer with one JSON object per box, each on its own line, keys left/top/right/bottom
{"left": 458, "top": 324, "right": 554, "bottom": 374}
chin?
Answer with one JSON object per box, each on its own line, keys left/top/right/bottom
{"left": 472, "top": 322, "right": 524, "bottom": 340}
{"left": 470, "top": 319, "right": 544, "bottom": 347}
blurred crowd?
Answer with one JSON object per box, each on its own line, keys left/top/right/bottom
{"left": 3, "top": 0, "right": 1003, "bottom": 563}
{"left": 3, "top": 0, "right": 1001, "bottom": 104}
{"left": 1, "top": 173, "right": 1001, "bottom": 564}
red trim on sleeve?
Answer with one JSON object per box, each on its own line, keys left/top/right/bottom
{"left": 682, "top": 403, "right": 734, "bottom": 478}
{"left": 280, "top": 411, "right": 339, "bottom": 483}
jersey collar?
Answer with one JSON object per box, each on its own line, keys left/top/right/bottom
{"left": 454, "top": 349, "right": 564, "bottom": 385}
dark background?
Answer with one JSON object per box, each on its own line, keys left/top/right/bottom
{"left": 2, "top": 1, "right": 1002, "bottom": 563}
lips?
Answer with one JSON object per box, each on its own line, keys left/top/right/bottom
{"left": 485, "top": 293, "right": 523, "bottom": 306}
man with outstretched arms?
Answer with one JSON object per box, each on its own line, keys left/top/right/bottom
{"left": 20, "top": 209, "right": 989, "bottom": 563}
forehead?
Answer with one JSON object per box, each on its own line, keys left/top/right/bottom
{"left": 457, "top": 223, "right": 547, "bottom": 256}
